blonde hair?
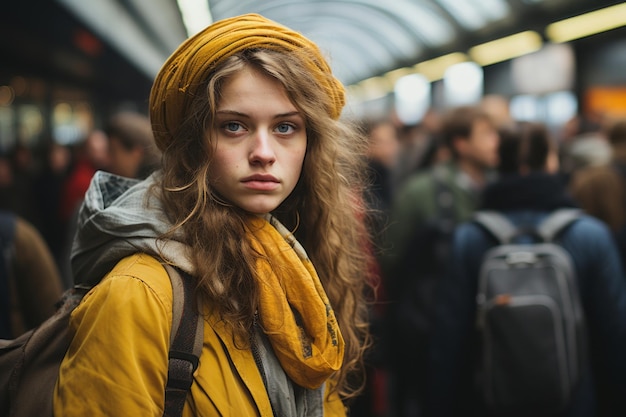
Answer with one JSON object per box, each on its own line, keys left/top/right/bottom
{"left": 157, "top": 49, "right": 373, "bottom": 399}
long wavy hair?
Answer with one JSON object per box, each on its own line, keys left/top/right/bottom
{"left": 156, "top": 48, "right": 373, "bottom": 399}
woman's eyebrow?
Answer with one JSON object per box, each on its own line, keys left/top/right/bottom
{"left": 215, "top": 110, "right": 247, "bottom": 116}
{"left": 216, "top": 110, "right": 302, "bottom": 119}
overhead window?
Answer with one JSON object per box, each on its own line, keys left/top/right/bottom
{"left": 394, "top": 74, "right": 431, "bottom": 125}
{"left": 443, "top": 61, "right": 484, "bottom": 107}
{"left": 435, "top": 0, "right": 509, "bottom": 30}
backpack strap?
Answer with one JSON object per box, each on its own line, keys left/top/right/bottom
{"left": 537, "top": 209, "right": 583, "bottom": 242}
{"left": 473, "top": 210, "right": 517, "bottom": 244}
{"left": 163, "top": 264, "right": 203, "bottom": 417}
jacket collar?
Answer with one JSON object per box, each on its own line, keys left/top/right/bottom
{"left": 481, "top": 172, "right": 577, "bottom": 212}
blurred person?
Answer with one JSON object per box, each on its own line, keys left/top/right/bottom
{"left": 0, "top": 210, "right": 63, "bottom": 339}
{"left": 58, "top": 113, "right": 161, "bottom": 286}
{"left": 559, "top": 112, "right": 610, "bottom": 178}
{"left": 104, "top": 111, "right": 161, "bottom": 179}
{"left": 574, "top": 173, "right": 626, "bottom": 232}
{"left": 607, "top": 118, "right": 626, "bottom": 179}
{"left": 57, "top": 129, "right": 109, "bottom": 223}
{"left": 381, "top": 105, "right": 500, "bottom": 417}
{"left": 561, "top": 132, "right": 612, "bottom": 175}
{"left": 570, "top": 165, "right": 626, "bottom": 246}
{"left": 429, "top": 122, "right": 626, "bottom": 417}
{"left": 392, "top": 109, "right": 443, "bottom": 188}
{"left": 4, "top": 144, "right": 41, "bottom": 229}
{"left": 351, "top": 118, "right": 400, "bottom": 417}
{"left": 33, "top": 141, "right": 73, "bottom": 265}
{"left": 568, "top": 119, "right": 626, "bottom": 260}
{"left": 363, "top": 119, "right": 400, "bottom": 227}
{"left": 53, "top": 14, "right": 373, "bottom": 416}
{"left": 56, "top": 130, "right": 110, "bottom": 287}
{"left": 559, "top": 112, "right": 604, "bottom": 145}
{"left": 480, "top": 94, "right": 514, "bottom": 129}
{"left": 57, "top": 112, "right": 161, "bottom": 285}
{"left": 0, "top": 155, "right": 14, "bottom": 211}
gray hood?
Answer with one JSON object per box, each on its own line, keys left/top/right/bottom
{"left": 71, "top": 170, "right": 194, "bottom": 287}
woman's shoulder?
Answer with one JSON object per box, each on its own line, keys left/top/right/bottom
{"left": 77, "top": 254, "right": 174, "bottom": 321}
{"left": 105, "top": 253, "right": 172, "bottom": 293}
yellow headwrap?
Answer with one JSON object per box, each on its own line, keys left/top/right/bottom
{"left": 149, "top": 13, "right": 346, "bottom": 151}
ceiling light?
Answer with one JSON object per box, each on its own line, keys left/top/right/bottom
{"left": 356, "top": 76, "right": 393, "bottom": 101}
{"left": 413, "top": 52, "right": 469, "bottom": 81}
{"left": 469, "top": 31, "right": 542, "bottom": 66}
{"left": 384, "top": 67, "right": 416, "bottom": 85}
{"left": 546, "top": 3, "right": 626, "bottom": 43}
{"left": 436, "top": 0, "right": 509, "bottom": 31}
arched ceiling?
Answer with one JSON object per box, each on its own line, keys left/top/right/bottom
{"left": 54, "top": 0, "right": 624, "bottom": 86}
{"left": 208, "top": 0, "right": 626, "bottom": 86}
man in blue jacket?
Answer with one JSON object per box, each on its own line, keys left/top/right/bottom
{"left": 428, "top": 122, "right": 626, "bottom": 417}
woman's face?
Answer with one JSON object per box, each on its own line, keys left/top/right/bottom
{"left": 209, "top": 66, "right": 307, "bottom": 214}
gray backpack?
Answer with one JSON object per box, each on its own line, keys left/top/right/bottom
{"left": 473, "top": 209, "right": 587, "bottom": 416}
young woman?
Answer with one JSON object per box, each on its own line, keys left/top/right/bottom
{"left": 54, "top": 14, "right": 373, "bottom": 416}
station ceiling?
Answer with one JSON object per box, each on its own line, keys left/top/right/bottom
{"left": 1, "top": 0, "right": 624, "bottom": 108}
{"left": 51, "top": 0, "right": 623, "bottom": 88}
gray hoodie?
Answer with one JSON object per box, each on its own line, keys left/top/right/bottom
{"left": 70, "top": 170, "right": 193, "bottom": 287}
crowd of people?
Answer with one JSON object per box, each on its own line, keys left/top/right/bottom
{"left": 0, "top": 110, "right": 160, "bottom": 288}
{"left": 359, "top": 104, "right": 626, "bottom": 417}
{"left": 0, "top": 12, "right": 625, "bottom": 417}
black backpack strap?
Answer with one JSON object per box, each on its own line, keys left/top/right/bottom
{"left": 473, "top": 210, "right": 517, "bottom": 244}
{"left": 163, "top": 264, "right": 203, "bottom": 417}
{"left": 537, "top": 209, "right": 583, "bottom": 242}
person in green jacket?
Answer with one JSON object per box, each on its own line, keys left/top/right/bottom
{"left": 54, "top": 13, "right": 373, "bottom": 416}
{"left": 381, "top": 105, "right": 500, "bottom": 417}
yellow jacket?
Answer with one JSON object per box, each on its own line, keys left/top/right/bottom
{"left": 54, "top": 253, "right": 347, "bottom": 416}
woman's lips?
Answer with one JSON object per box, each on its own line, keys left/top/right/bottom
{"left": 241, "top": 174, "right": 280, "bottom": 191}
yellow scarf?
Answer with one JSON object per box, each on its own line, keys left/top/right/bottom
{"left": 246, "top": 215, "right": 344, "bottom": 389}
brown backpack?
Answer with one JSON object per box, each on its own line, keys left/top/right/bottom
{"left": 0, "top": 264, "right": 202, "bottom": 417}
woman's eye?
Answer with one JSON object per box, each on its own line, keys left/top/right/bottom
{"left": 275, "top": 123, "right": 295, "bottom": 134}
{"left": 224, "top": 122, "right": 243, "bottom": 132}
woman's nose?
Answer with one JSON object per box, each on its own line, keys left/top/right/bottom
{"left": 249, "top": 130, "right": 276, "bottom": 165}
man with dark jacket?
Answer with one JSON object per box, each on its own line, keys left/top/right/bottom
{"left": 428, "top": 122, "right": 626, "bottom": 417}
{"left": 381, "top": 105, "right": 500, "bottom": 417}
